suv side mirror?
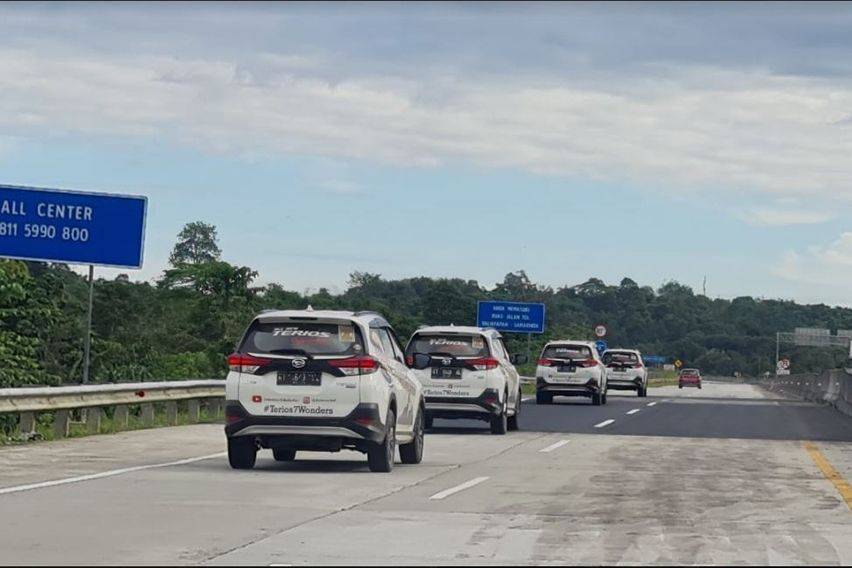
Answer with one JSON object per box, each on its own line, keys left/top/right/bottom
{"left": 411, "top": 353, "right": 432, "bottom": 370}
{"left": 510, "top": 354, "right": 529, "bottom": 365}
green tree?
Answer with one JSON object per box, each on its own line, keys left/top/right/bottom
{"left": 169, "top": 221, "right": 221, "bottom": 266}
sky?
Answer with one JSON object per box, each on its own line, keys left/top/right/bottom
{"left": 1, "top": 2, "right": 851, "bottom": 305}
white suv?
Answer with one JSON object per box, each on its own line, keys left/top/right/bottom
{"left": 603, "top": 349, "right": 648, "bottom": 397}
{"left": 224, "top": 309, "right": 425, "bottom": 473}
{"left": 535, "top": 340, "right": 608, "bottom": 405}
{"left": 404, "top": 326, "right": 526, "bottom": 434}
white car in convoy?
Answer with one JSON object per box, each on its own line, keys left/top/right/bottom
{"left": 535, "top": 340, "right": 608, "bottom": 405}
{"left": 224, "top": 309, "right": 425, "bottom": 473}
{"left": 603, "top": 348, "right": 649, "bottom": 397}
{"left": 404, "top": 326, "right": 526, "bottom": 434}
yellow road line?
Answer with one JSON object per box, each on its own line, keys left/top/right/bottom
{"left": 804, "top": 441, "right": 852, "bottom": 511}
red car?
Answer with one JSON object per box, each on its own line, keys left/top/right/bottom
{"left": 678, "top": 368, "right": 702, "bottom": 389}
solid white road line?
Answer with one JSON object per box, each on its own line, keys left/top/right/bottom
{"left": 0, "top": 452, "right": 226, "bottom": 496}
{"left": 594, "top": 419, "right": 615, "bottom": 428}
{"left": 539, "top": 440, "right": 570, "bottom": 453}
{"left": 647, "top": 402, "right": 658, "bottom": 407}
{"left": 429, "top": 476, "right": 490, "bottom": 500}
{"left": 626, "top": 409, "right": 641, "bottom": 415}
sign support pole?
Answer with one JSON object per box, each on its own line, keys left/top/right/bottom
{"left": 527, "top": 333, "right": 531, "bottom": 364}
{"left": 82, "top": 265, "right": 94, "bottom": 384}
{"left": 775, "top": 332, "right": 780, "bottom": 378}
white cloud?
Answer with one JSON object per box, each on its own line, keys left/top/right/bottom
{"left": 775, "top": 233, "right": 852, "bottom": 289}
{"left": 2, "top": 46, "right": 852, "bottom": 207}
{"left": 740, "top": 204, "right": 834, "bottom": 227}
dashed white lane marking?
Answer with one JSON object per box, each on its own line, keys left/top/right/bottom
{"left": 522, "top": 396, "right": 534, "bottom": 402}
{"left": 0, "top": 452, "right": 226, "bottom": 496}
{"left": 539, "top": 440, "right": 570, "bottom": 453}
{"left": 429, "top": 476, "right": 490, "bottom": 500}
{"left": 647, "top": 402, "right": 658, "bottom": 407}
{"left": 594, "top": 419, "right": 615, "bottom": 428}
{"left": 626, "top": 409, "right": 641, "bottom": 415}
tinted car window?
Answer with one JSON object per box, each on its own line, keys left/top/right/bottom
{"left": 542, "top": 344, "right": 592, "bottom": 359}
{"left": 603, "top": 351, "right": 639, "bottom": 365}
{"left": 406, "top": 334, "right": 490, "bottom": 358}
{"left": 241, "top": 321, "right": 364, "bottom": 356}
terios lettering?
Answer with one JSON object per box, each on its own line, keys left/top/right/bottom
{"left": 0, "top": 198, "right": 93, "bottom": 243}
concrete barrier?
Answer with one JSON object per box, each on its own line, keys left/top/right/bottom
{"left": 761, "top": 369, "right": 852, "bottom": 418}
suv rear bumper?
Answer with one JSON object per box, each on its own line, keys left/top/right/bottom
{"left": 224, "top": 401, "right": 386, "bottom": 444}
{"left": 607, "top": 377, "right": 644, "bottom": 390}
{"left": 536, "top": 377, "right": 602, "bottom": 396}
{"left": 425, "top": 388, "right": 502, "bottom": 420}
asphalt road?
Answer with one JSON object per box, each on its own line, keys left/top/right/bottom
{"left": 436, "top": 382, "right": 852, "bottom": 442}
{"left": 1, "top": 381, "right": 850, "bottom": 565}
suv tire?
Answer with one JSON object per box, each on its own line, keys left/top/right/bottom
{"left": 490, "top": 395, "right": 508, "bottom": 435}
{"left": 399, "top": 408, "right": 424, "bottom": 464}
{"left": 591, "top": 392, "right": 602, "bottom": 406}
{"left": 536, "top": 391, "right": 552, "bottom": 405}
{"left": 638, "top": 386, "right": 647, "bottom": 397}
{"left": 507, "top": 389, "right": 521, "bottom": 431}
{"left": 368, "top": 410, "right": 396, "bottom": 473}
{"left": 273, "top": 448, "right": 296, "bottom": 462}
{"left": 228, "top": 437, "right": 257, "bottom": 470}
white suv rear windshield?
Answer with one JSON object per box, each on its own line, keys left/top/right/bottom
{"left": 542, "top": 344, "right": 592, "bottom": 359}
{"left": 240, "top": 321, "right": 364, "bottom": 356}
{"left": 603, "top": 352, "right": 639, "bottom": 365}
{"left": 406, "top": 334, "right": 490, "bottom": 358}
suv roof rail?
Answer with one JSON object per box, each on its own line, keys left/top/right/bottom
{"left": 353, "top": 310, "right": 382, "bottom": 317}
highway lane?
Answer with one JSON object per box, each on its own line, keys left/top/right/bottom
{"left": 434, "top": 381, "right": 852, "bottom": 442}
{"left": 0, "top": 381, "right": 850, "bottom": 565}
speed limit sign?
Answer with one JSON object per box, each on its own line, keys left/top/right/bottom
{"left": 594, "top": 324, "right": 607, "bottom": 338}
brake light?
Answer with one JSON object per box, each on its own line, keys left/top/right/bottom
{"left": 227, "top": 353, "right": 272, "bottom": 374}
{"left": 537, "top": 358, "right": 556, "bottom": 366}
{"left": 578, "top": 359, "right": 598, "bottom": 368}
{"left": 405, "top": 355, "right": 414, "bottom": 366}
{"left": 328, "top": 356, "right": 381, "bottom": 376}
{"left": 467, "top": 357, "right": 499, "bottom": 371}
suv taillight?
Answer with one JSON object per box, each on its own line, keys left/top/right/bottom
{"left": 578, "top": 359, "right": 598, "bottom": 368}
{"left": 467, "top": 357, "right": 499, "bottom": 371}
{"left": 227, "top": 353, "right": 272, "bottom": 374}
{"left": 328, "top": 356, "right": 381, "bottom": 376}
{"left": 537, "top": 358, "right": 556, "bottom": 366}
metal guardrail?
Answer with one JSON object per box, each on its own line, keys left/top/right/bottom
{"left": 0, "top": 380, "right": 226, "bottom": 440}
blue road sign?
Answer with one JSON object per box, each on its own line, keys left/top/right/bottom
{"left": 477, "top": 300, "right": 545, "bottom": 333}
{"left": 0, "top": 184, "right": 147, "bottom": 268}
{"left": 595, "top": 340, "right": 608, "bottom": 354}
{"left": 642, "top": 355, "right": 668, "bottom": 365}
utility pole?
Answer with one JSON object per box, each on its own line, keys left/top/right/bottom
{"left": 702, "top": 275, "right": 707, "bottom": 297}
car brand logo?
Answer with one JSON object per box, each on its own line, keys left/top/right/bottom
{"left": 292, "top": 358, "right": 306, "bottom": 369}
{"left": 442, "top": 357, "right": 452, "bottom": 366}
{"left": 303, "top": 396, "right": 311, "bottom": 404}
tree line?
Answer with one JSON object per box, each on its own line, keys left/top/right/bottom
{"left": 2, "top": 221, "right": 851, "bottom": 389}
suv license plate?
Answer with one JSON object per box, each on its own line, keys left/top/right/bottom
{"left": 431, "top": 367, "right": 463, "bottom": 379}
{"left": 277, "top": 371, "right": 322, "bottom": 386}
{"left": 557, "top": 365, "right": 576, "bottom": 373}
